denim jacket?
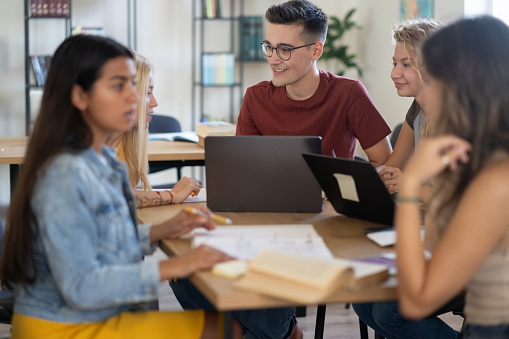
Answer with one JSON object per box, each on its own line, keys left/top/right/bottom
{"left": 14, "top": 147, "right": 160, "bottom": 323}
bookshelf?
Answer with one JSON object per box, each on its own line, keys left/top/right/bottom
{"left": 191, "top": 0, "right": 265, "bottom": 128}
{"left": 23, "top": 0, "right": 138, "bottom": 135}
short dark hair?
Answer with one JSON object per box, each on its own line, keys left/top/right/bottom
{"left": 265, "top": 0, "right": 328, "bottom": 43}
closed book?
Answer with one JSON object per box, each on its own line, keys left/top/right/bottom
{"left": 196, "top": 121, "right": 236, "bottom": 135}
{"left": 233, "top": 251, "right": 389, "bottom": 304}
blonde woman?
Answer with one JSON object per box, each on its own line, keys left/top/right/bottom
{"left": 378, "top": 18, "right": 442, "bottom": 197}
{"left": 353, "top": 18, "right": 461, "bottom": 339}
{"left": 109, "top": 52, "right": 202, "bottom": 207}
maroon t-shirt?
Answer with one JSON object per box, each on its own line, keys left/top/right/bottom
{"left": 236, "top": 71, "right": 391, "bottom": 158}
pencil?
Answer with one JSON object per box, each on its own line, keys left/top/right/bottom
{"left": 184, "top": 207, "right": 233, "bottom": 225}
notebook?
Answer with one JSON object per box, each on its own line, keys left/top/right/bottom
{"left": 302, "top": 153, "right": 395, "bottom": 225}
{"left": 205, "top": 136, "right": 323, "bottom": 213}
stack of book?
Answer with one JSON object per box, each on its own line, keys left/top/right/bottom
{"left": 196, "top": 121, "right": 236, "bottom": 147}
{"left": 201, "top": 53, "right": 235, "bottom": 86}
{"left": 30, "top": 0, "right": 69, "bottom": 18}
{"left": 202, "top": 0, "right": 222, "bottom": 19}
{"left": 239, "top": 16, "right": 265, "bottom": 61}
{"left": 30, "top": 55, "right": 52, "bottom": 87}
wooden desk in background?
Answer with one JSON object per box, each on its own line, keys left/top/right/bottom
{"left": 0, "top": 138, "right": 205, "bottom": 195}
{"left": 137, "top": 201, "right": 398, "bottom": 311}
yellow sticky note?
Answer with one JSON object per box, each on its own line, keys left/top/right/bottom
{"left": 212, "top": 260, "right": 247, "bottom": 279}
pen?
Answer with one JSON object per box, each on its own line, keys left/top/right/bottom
{"left": 184, "top": 207, "right": 233, "bottom": 225}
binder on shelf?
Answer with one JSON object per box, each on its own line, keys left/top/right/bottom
{"left": 240, "top": 16, "right": 265, "bottom": 61}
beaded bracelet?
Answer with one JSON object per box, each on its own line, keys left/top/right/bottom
{"left": 166, "top": 190, "right": 174, "bottom": 204}
{"left": 155, "top": 191, "right": 163, "bottom": 206}
{"left": 394, "top": 194, "right": 421, "bottom": 204}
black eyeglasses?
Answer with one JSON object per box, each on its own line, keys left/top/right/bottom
{"left": 260, "top": 42, "right": 316, "bottom": 61}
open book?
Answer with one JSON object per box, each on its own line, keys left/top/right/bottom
{"left": 233, "top": 250, "right": 389, "bottom": 304}
{"left": 148, "top": 132, "right": 199, "bottom": 143}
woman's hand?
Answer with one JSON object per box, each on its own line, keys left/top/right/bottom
{"left": 170, "top": 176, "right": 202, "bottom": 203}
{"left": 159, "top": 245, "right": 234, "bottom": 281}
{"left": 378, "top": 167, "right": 403, "bottom": 194}
{"left": 402, "top": 136, "right": 471, "bottom": 191}
{"left": 150, "top": 206, "right": 216, "bottom": 243}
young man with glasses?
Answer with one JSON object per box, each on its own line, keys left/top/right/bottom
{"left": 237, "top": 0, "right": 392, "bottom": 167}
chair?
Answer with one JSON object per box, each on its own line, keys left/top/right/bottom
{"left": 148, "top": 114, "right": 182, "bottom": 134}
{"left": 0, "top": 217, "right": 14, "bottom": 324}
{"left": 147, "top": 114, "right": 188, "bottom": 188}
{"left": 390, "top": 122, "right": 403, "bottom": 149}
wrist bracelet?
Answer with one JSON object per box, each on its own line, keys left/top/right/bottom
{"left": 166, "top": 190, "right": 174, "bottom": 204}
{"left": 394, "top": 194, "right": 421, "bottom": 204}
{"left": 155, "top": 191, "right": 163, "bottom": 206}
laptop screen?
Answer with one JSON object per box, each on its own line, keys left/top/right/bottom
{"left": 205, "top": 136, "right": 323, "bottom": 213}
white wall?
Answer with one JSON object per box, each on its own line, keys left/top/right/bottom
{"left": 0, "top": 0, "right": 465, "bottom": 205}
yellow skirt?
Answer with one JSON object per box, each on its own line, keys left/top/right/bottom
{"left": 11, "top": 310, "right": 204, "bottom": 339}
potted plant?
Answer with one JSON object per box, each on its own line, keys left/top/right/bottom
{"left": 321, "top": 8, "right": 363, "bottom": 77}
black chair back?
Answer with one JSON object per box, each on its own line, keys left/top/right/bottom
{"left": 390, "top": 122, "right": 403, "bottom": 149}
{"left": 148, "top": 114, "right": 181, "bottom": 134}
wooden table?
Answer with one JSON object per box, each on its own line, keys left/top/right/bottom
{"left": 0, "top": 138, "right": 205, "bottom": 195}
{"left": 137, "top": 201, "right": 398, "bottom": 311}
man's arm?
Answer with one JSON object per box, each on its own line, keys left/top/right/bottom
{"left": 364, "top": 136, "right": 392, "bottom": 168}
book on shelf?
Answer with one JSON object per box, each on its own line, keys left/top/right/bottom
{"left": 30, "top": 55, "right": 51, "bottom": 87}
{"left": 201, "top": 53, "right": 234, "bottom": 86}
{"left": 62, "top": 0, "right": 69, "bottom": 17}
{"left": 42, "top": 0, "right": 49, "bottom": 16}
{"left": 49, "top": 0, "right": 57, "bottom": 16}
{"left": 239, "top": 16, "right": 265, "bottom": 61}
{"left": 202, "top": 0, "right": 221, "bottom": 18}
{"left": 30, "top": 0, "right": 68, "bottom": 17}
{"left": 233, "top": 250, "right": 389, "bottom": 304}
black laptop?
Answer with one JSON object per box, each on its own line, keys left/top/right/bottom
{"left": 303, "top": 153, "right": 395, "bottom": 225}
{"left": 205, "top": 136, "right": 323, "bottom": 213}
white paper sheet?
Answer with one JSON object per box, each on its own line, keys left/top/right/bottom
{"left": 192, "top": 225, "right": 334, "bottom": 261}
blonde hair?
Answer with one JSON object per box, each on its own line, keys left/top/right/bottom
{"left": 393, "top": 18, "right": 442, "bottom": 141}
{"left": 117, "top": 52, "right": 153, "bottom": 190}
{"left": 393, "top": 18, "right": 443, "bottom": 72}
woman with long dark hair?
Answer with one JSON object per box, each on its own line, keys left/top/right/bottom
{"left": 397, "top": 16, "right": 509, "bottom": 339}
{"left": 0, "top": 34, "right": 240, "bottom": 339}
